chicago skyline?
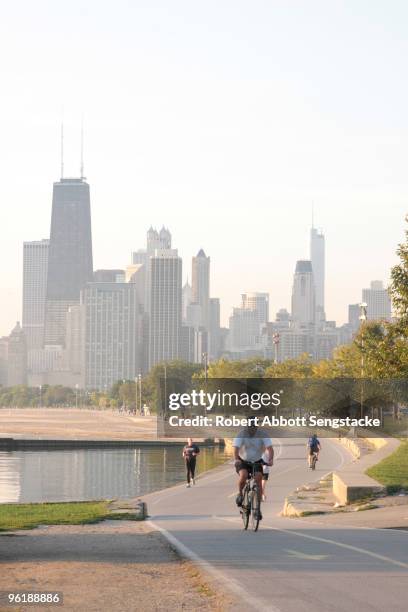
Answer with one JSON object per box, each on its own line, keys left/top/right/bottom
{"left": 10, "top": 162, "right": 395, "bottom": 388}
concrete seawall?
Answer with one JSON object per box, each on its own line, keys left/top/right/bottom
{"left": 333, "top": 435, "right": 400, "bottom": 504}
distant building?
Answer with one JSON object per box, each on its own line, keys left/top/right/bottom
{"left": 192, "top": 249, "right": 210, "bottom": 330}
{"left": 209, "top": 297, "right": 221, "bottom": 360}
{"left": 131, "top": 249, "right": 148, "bottom": 267}
{"left": 44, "top": 177, "right": 93, "bottom": 346}
{"left": 291, "top": 260, "right": 315, "bottom": 328}
{"left": 362, "top": 281, "right": 392, "bottom": 322}
{"left": 228, "top": 293, "right": 269, "bottom": 352}
{"left": 241, "top": 293, "right": 269, "bottom": 328}
{"left": 27, "top": 346, "right": 68, "bottom": 375}
{"left": 93, "top": 269, "right": 124, "bottom": 283}
{"left": 348, "top": 303, "right": 361, "bottom": 334}
{"left": 182, "top": 280, "right": 192, "bottom": 323}
{"left": 148, "top": 249, "right": 182, "bottom": 369}
{"left": 6, "top": 322, "right": 27, "bottom": 386}
{"left": 132, "top": 226, "right": 172, "bottom": 326}
{"left": 22, "top": 239, "right": 49, "bottom": 350}
{"left": 314, "top": 328, "right": 341, "bottom": 361}
{"left": 185, "top": 303, "right": 202, "bottom": 329}
{"left": 181, "top": 326, "right": 195, "bottom": 363}
{"left": 279, "top": 329, "right": 311, "bottom": 361}
{"left": 66, "top": 304, "right": 86, "bottom": 382}
{"left": 83, "top": 282, "right": 143, "bottom": 390}
{"left": 310, "top": 227, "right": 325, "bottom": 321}
{"left": 0, "top": 337, "right": 8, "bottom": 386}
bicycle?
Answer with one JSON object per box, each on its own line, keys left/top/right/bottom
{"left": 240, "top": 462, "right": 262, "bottom": 532}
{"left": 310, "top": 451, "right": 319, "bottom": 470}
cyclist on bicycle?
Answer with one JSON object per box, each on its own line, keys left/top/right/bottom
{"left": 233, "top": 421, "right": 273, "bottom": 518}
{"left": 307, "top": 433, "right": 321, "bottom": 467}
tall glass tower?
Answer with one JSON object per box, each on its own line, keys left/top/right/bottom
{"left": 44, "top": 177, "right": 93, "bottom": 346}
{"left": 310, "top": 227, "right": 325, "bottom": 321}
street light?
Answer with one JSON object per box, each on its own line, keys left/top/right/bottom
{"left": 138, "top": 373, "right": 142, "bottom": 415}
{"left": 163, "top": 364, "right": 167, "bottom": 412}
{"left": 75, "top": 383, "right": 79, "bottom": 410}
{"left": 272, "top": 332, "right": 280, "bottom": 364}
{"left": 135, "top": 376, "right": 138, "bottom": 414}
{"left": 359, "top": 302, "right": 368, "bottom": 419}
{"left": 38, "top": 385, "right": 42, "bottom": 409}
{"left": 202, "top": 352, "right": 208, "bottom": 381}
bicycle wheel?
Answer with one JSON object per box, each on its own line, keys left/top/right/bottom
{"left": 311, "top": 454, "right": 317, "bottom": 470}
{"left": 250, "top": 485, "right": 261, "bottom": 532}
{"left": 241, "top": 484, "right": 250, "bottom": 530}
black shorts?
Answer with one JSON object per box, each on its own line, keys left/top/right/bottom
{"left": 262, "top": 472, "right": 269, "bottom": 481}
{"left": 235, "top": 458, "right": 264, "bottom": 476}
{"left": 309, "top": 448, "right": 319, "bottom": 456}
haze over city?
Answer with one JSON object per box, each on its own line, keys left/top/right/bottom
{"left": 2, "top": 1, "right": 408, "bottom": 336}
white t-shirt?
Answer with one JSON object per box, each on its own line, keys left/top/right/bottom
{"left": 233, "top": 428, "right": 272, "bottom": 462}
{"left": 262, "top": 451, "right": 271, "bottom": 473}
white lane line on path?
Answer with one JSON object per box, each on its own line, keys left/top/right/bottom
{"left": 290, "top": 516, "right": 408, "bottom": 536}
{"left": 213, "top": 516, "right": 408, "bottom": 570}
{"left": 146, "top": 520, "right": 281, "bottom": 612}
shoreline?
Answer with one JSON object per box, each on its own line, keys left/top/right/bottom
{"left": 0, "top": 437, "right": 224, "bottom": 450}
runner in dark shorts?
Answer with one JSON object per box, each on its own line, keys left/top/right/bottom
{"left": 183, "top": 437, "right": 200, "bottom": 487}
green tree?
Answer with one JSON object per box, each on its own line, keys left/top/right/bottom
{"left": 264, "top": 353, "right": 314, "bottom": 379}
{"left": 390, "top": 216, "right": 408, "bottom": 327}
{"left": 206, "top": 358, "right": 272, "bottom": 378}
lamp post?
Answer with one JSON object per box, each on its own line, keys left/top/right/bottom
{"left": 138, "top": 373, "right": 142, "bottom": 415}
{"left": 359, "top": 302, "right": 368, "bottom": 419}
{"left": 202, "top": 352, "right": 208, "bottom": 381}
{"left": 75, "top": 383, "right": 79, "bottom": 410}
{"left": 39, "top": 385, "right": 42, "bottom": 409}
{"left": 272, "top": 332, "right": 280, "bottom": 364}
{"left": 163, "top": 363, "right": 167, "bottom": 412}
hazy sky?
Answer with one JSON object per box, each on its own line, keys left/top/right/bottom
{"left": 1, "top": 1, "right": 407, "bottom": 335}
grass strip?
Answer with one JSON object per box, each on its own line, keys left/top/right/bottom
{"left": 0, "top": 500, "right": 136, "bottom": 532}
{"left": 366, "top": 441, "right": 408, "bottom": 493}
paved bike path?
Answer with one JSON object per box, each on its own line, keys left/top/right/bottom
{"left": 143, "top": 438, "right": 408, "bottom": 612}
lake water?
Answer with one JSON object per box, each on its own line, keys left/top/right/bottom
{"left": 0, "top": 446, "right": 230, "bottom": 503}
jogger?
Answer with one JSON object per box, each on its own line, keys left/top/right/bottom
{"left": 183, "top": 438, "right": 200, "bottom": 487}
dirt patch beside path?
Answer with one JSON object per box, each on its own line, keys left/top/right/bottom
{"left": 0, "top": 521, "right": 233, "bottom": 611}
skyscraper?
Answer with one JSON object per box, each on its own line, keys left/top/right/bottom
{"left": 241, "top": 292, "right": 269, "bottom": 327}
{"left": 22, "top": 239, "right": 49, "bottom": 349}
{"left": 93, "top": 269, "right": 124, "bottom": 283}
{"left": 44, "top": 177, "right": 93, "bottom": 346}
{"left": 362, "top": 281, "right": 392, "bottom": 322}
{"left": 209, "top": 297, "right": 221, "bottom": 360}
{"left": 228, "top": 293, "right": 269, "bottom": 352}
{"left": 182, "top": 279, "right": 192, "bottom": 323}
{"left": 310, "top": 227, "right": 325, "bottom": 321}
{"left": 348, "top": 303, "right": 361, "bottom": 334}
{"left": 149, "top": 249, "right": 182, "bottom": 369}
{"left": 192, "top": 249, "right": 210, "bottom": 330}
{"left": 84, "top": 282, "right": 142, "bottom": 389}
{"left": 291, "top": 260, "right": 315, "bottom": 328}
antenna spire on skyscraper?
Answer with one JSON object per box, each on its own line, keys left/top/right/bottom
{"left": 311, "top": 201, "right": 314, "bottom": 229}
{"left": 80, "top": 116, "right": 85, "bottom": 179}
{"left": 60, "top": 120, "right": 64, "bottom": 179}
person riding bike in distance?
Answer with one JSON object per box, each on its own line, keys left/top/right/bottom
{"left": 307, "top": 433, "right": 321, "bottom": 467}
{"left": 233, "top": 421, "right": 273, "bottom": 520}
